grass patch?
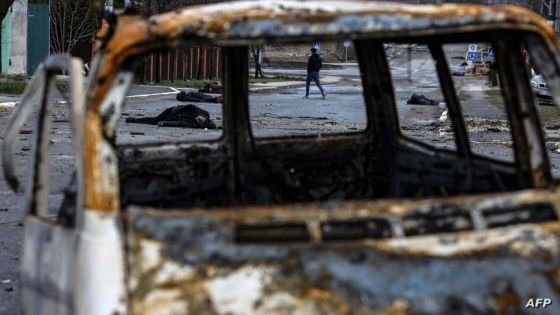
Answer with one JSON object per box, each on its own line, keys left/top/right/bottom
{"left": 535, "top": 103, "right": 560, "bottom": 127}
{"left": 485, "top": 89, "right": 560, "bottom": 127}
{"left": 0, "top": 73, "right": 28, "bottom": 94}
{"left": 0, "top": 73, "right": 27, "bottom": 82}
{"left": 0, "top": 81, "right": 27, "bottom": 94}
{"left": 484, "top": 89, "right": 505, "bottom": 111}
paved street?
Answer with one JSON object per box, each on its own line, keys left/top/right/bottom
{"left": 1, "top": 50, "right": 560, "bottom": 314}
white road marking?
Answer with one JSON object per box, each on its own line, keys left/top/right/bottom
{"left": 126, "top": 87, "right": 180, "bottom": 99}
{"left": 0, "top": 87, "right": 181, "bottom": 108}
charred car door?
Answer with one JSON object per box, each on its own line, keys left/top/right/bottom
{"left": 2, "top": 55, "right": 85, "bottom": 314}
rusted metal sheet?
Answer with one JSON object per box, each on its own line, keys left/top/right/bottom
{"left": 84, "top": 15, "right": 148, "bottom": 211}
{"left": 127, "top": 189, "right": 560, "bottom": 314}
{"left": 1, "top": 55, "right": 85, "bottom": 215}
{"left": 147, "top": 1, "right": 558, "bottom": 44}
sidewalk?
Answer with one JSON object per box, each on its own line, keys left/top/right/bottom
{"left": 250, "top": 75, "right": 342, "bottom": 92}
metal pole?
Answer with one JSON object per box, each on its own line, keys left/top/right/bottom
{"left": 407, "top": 44, "right": 412, "bottom": 81}
{"left": 345, "top": 47, "right": 348, "bottom": 62}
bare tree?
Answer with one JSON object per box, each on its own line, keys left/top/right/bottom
{"left": 50, "top": 0, "right": 99, "bottom": 54}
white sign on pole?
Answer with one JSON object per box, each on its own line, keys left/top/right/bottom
{"left": 468, "top": 44, "right": 478, "bottom": 53}
{"left": 343, "top": 40, "right": 351, "bottom": 48}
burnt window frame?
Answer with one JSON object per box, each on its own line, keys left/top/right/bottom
{"left": 377, "top": 31, "right": 551, "bottom": 188}
{"left": 113, "top": 31, "right": 552, "bottom": 192}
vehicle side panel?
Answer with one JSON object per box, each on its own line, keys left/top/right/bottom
{"left": 127, "top": 194, "right": 560, "bottom": 315}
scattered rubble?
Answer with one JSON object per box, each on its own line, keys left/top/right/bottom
{"left": 198, "top": 81, "right": 223, "bottom": 94}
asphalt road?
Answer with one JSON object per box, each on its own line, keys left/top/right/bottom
{"left": 1, "top": 51, "right": 560, "bottom": 314}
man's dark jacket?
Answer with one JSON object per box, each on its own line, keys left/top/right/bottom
{"left": 307, "top": 53, "right": 322, "bottom": 72}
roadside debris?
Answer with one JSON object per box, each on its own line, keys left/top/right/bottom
{"left": 52, "top": 118, "right": 70, "bottom": 123}
{"left": 198, "top": 81, "right": 223, "bottom": 94}
{"left": 176, "top": 91, "right": 222, "bottom": 103}
{"left": 453, "top": 60, "right": 491, "bottom": 76}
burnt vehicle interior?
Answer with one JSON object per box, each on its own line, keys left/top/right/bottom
{"left": 117, "top": 31, "right": 555, "bottom": 214}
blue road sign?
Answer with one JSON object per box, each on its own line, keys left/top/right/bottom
{"left": 313, "top": 42, "right": 321, "bottom": 50}
{"left": 488, "top": 47, "right": 494, "bottom": 57}
{"left": 467, "top": 52, "right": 477, "bottom": 60}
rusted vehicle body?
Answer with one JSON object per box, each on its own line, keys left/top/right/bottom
{"left": 3, "top": 0, "right": 560, "bottom": 314}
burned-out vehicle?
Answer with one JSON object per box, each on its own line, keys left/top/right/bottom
{"left": 3, "top": 0, "right": 560, "bottom": 314}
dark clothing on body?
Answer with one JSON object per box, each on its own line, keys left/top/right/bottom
{"left": 176, "top": 91, "right": 223, "bottom": 103}
{"left": 125, "top": 104, "right": 217, "bottom": 129}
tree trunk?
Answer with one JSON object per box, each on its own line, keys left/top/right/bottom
{"left": 155, "top": 51, "right": 160, "bottom": 83}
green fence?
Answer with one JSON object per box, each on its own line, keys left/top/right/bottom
{"left": 27, "top": 3, "right": 50, "bottom": 75}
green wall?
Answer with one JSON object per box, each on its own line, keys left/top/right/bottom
{"left": 27, "top": 4, "right": 49, "bottom": 75}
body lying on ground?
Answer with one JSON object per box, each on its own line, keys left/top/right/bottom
{"left": 125, "top": 104, "right": 217, "bottom": 129}
{"left": 407, "top": 93, "right": 438, "bottom": 105}
{"left": 176, "top": 91, "right": 223, "bottom": 103}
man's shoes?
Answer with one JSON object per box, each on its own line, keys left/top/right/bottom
{"left": 303, "top": 95, "right": 309, "bottom": 99}
{"left": 321, "top": 93, "right": 326, "bottom": 100}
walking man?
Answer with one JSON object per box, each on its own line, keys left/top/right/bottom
{"left": 305, "top": 47, "right": 326, "bottom": 99}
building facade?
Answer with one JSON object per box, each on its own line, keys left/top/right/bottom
{"left": 1, "top": 0, "right": 28, "bottom": 75}
{"left": 1, "top": 0, "right": 50, "bottom": 75}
